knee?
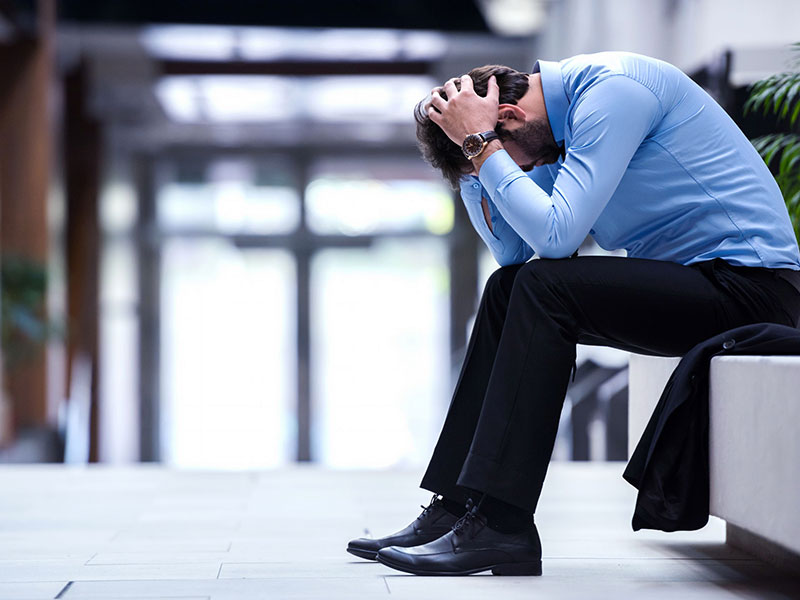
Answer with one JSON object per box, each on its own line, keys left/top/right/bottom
{"left": 517, "top": 257, "right": 567, "bottom": 285}
{"left": 515, "top": 259, "right": 548, "bottom": 289}
{"left": 512, "top": 258, "right": 572, "bottom": 301}
{"left": 483, "top": 263, "right": 525, "bottom": 297}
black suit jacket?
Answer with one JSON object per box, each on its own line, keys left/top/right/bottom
{"left": 622, "top": 322, "right": 800, "bottom": 532}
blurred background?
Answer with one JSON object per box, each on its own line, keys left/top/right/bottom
{"left": 0, "top": 0, "right": 797, "bottom": 469}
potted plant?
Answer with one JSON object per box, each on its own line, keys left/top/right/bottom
{"left": 0, "top": 255, "right": 52, "bottom": 447}
{"left": 746, "top": 42, "right": 800, "bottom": 241}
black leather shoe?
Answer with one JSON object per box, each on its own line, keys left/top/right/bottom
{"left": 376, "top": 499, "right": 542, "bottom": 576}
{"left": 347, "top": 495, "right": 461, "bottom": 561}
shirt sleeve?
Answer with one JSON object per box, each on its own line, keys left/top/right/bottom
{"left": 459, "top": 175, "right": 534, "bottom": 266}
{"left": 478, "top": 75, "right": 663, "bottom": 259}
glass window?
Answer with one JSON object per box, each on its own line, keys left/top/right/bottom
{"left": 306, "top": 177, "right": 453, "bottom": 236}
{"left": 158, "top": 159, "right": 300, "bottom": 234}
{"left": 311, "top": 238, "right": 450, "bottom": 468}
{"left": 98, "top": 237, "right": 139, "bottom": 463}
{"left": 154, "top": 73, "right": 435, "bottom": 124}
{"left": 160, "top": 239, "right": 295, "bottom": 468}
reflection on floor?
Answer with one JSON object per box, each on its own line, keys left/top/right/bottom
{"left": 0, "top": 463, "right": 797, "bottom": 599}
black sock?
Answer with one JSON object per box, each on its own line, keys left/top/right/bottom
{"left": 477, "top": 494, "right": 532, "bottom": 534}
{"left": 440, "top": 496, "right": 467, "bottom": 517}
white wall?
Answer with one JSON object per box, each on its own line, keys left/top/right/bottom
{"left": 536, "top": 0, "right": 800, "bottom": 77}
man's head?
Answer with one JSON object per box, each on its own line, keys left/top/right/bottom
{"left": 414, "top": 64, "right": 561, "bottom": 188}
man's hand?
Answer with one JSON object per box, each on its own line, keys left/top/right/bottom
{"left": 427, "top": 74, "right": 500, "bottom": 146}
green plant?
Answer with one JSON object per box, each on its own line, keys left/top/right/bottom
{"left": 1, "top": 256, "right": 52, "bottom": 368}
{"left": 745, "top": 42, "right": 800, "bottom": 241}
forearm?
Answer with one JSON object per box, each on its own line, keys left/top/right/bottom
{"left": 460, "top": 176, "right": 534, "bottom": 265}
{"left": 476, "top": 76, "right": 662, "bottom": 258}
{"left": 471, "top": 138, "right": 504, "bottom": 176}
{"left": 479, "top": 152, "right": 584, "bottom": 258}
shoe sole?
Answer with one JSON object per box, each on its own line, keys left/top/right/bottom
{"left": 346, "top": 546, "right": 378, "bottom": 561}
{"left": 377, "top": 552, "right": 542, "bottom": 576}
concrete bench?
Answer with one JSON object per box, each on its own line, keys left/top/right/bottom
{"left": 628, "top": 354, "right": 800, "bottom": 572}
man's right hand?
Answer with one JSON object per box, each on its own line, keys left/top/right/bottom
{"left": 426, "top": 75, "right": 500, "bottom": 147}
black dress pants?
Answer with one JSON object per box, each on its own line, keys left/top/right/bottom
{"left": 420, "top": 256, "right": 800, "bottom": 514}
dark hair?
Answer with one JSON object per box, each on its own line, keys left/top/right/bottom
{"left": 414, "top": 64, "right": 531, "bottom": 189}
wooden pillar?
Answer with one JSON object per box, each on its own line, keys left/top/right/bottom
{"left": 0, "top": 0, "right": 54, "bottom": 434}
{"left": 64, "top": 59, "right": 102, "bottom": 462}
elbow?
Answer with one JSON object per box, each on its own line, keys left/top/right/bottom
{"left": 495, "top": 255, "right": 523, "bottom": 267}
{"left": 494, "top": 243, "right": 534, "bottom": 267}
{"left": 535, "top": 237, "right": 580, "bottom": 260}
{"left": 536, "top": 247, "right": 576, "bottom": 260}
{"left": 534, "top": 212, "right": 583, "bottom": 259}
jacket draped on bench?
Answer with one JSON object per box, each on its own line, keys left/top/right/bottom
{"left": 622, "top": 322, "right": 800, "bottom": 532}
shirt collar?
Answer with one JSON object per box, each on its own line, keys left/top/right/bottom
{"left": 532, "top": 59, "right": 568, "bottom": 146}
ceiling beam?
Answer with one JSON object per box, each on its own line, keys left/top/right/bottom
{"left": 158, "top": 59, "right": 431, "bottom": 77}
{"left": 57, "top": 0, "right": 489, "bottom": 32}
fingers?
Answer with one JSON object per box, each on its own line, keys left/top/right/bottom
{"left": 437, "top": 74, "right": 493, "bottom": 102}
{"left": 424, "top": 86, "right": 444, "bottom": 112}
{"left": 486, "top": 75, "right": 499, "bottom": 103}
{"left": 429, "top": 93, "right": 446, "bottom": 112}
{"left": 427, "top": 105, "right": 442, "bottom": 124}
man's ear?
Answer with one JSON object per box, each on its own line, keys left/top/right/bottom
{"left": 497, "top": 103, "right": 526, "bottom": 126}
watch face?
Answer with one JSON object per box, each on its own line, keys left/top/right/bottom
{"left": 462, "top": 134, "right": 485, "bottom": 158}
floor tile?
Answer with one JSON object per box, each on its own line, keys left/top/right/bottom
{"left": 0, "top": 463, "right": 796, "bottom": 599}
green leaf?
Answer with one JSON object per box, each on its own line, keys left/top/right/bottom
{"left": 752, "top": 133, "right": 780, "bottom": 157}
{"left": 763, "top": 134, "right": 788, "bottom": 165}
{"left": 747, "top": 72, "right": 798, "bottom": 117}
{"left": 774, "top": 78, "right": 791, "bottom": 112}
{"left": 782, "top": 79, "right": 800, "bottom": 113}
{"left": 747, "top": 80, "right": 780, "bottom": 115}
{"left": 779, "top": 141, "right": 800, "bottom": 175}
{"left": 791, "top": 99, "right": 800, "bottom": 127}
{"left": 778, "top": 77, "right": 800, "bottom": 118}
{"left": 751, "top": 134, "right": 778, "bottom": 154}
{"left": 786, "top": 187, "right": 800, "bottom": 212}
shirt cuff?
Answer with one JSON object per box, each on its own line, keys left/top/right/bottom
{"left": 478, "top": 149, "right": 526, "bottom": 195}
{"left": 459, "top": 175, "right": 483, "bottom": 202}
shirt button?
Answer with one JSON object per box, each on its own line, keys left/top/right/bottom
{"left": 589, "top": 229, "right": 596, "bottom": 235}
{"left": 472, "top": 183, "right": 480, "bottom": 189}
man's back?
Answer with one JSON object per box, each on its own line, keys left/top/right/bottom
{"left": 529, "top": 51, "right": 800, "bottom": 268}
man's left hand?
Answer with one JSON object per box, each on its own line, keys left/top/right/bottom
{"left": 427, "top": 74, "right": 499, "bottom": 146}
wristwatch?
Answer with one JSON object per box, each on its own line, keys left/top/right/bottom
{"left": 462, "top": 130, "right": 500, "bottom": 160}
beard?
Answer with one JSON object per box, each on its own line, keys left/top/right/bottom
{"left": 497, "top": 118, "right": 561, "bottom": 167}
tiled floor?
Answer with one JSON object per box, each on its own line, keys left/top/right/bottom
{"left": 0, "top": 462, "right": 798, "bottom": 599}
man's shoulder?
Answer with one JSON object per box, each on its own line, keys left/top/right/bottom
{"left": 560, "top": 51, "right": 673, "bottom": 73}
{"left": 559, "top": 51, "right": 682, "bottom": 103}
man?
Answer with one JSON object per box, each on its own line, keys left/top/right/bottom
{"left": 347, "top": 51, "right": 800, "bottom": 576}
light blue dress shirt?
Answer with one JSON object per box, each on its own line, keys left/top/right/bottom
{"left": 460, "top": 51, "right": 800, "bottom": 270}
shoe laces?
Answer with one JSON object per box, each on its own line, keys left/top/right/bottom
{"left": 418, "top": 494, "right": 440, "bottom": 519}
{"left": 451, "top": 498, "right": 484, "bottom": 536}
